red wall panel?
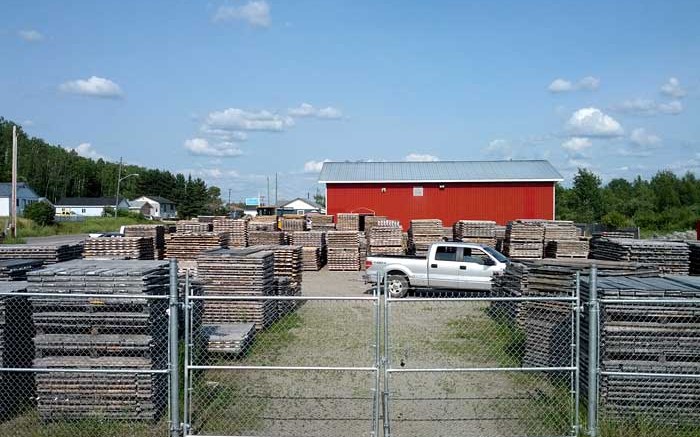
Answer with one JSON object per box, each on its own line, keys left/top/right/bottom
{"left": 326, "top": 182, "right": 555, "bottom": 230}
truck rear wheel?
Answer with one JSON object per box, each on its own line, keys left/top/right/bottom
{"left": 387, "top": 275, "right": 409, "bottom": 298}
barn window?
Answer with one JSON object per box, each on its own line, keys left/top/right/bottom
{"left": 413, "top": 186, "right": 423, "bottom": 197}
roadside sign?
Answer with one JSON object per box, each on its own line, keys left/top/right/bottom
{"left": 245, "top": 197, "right": 260, "bottom": 206}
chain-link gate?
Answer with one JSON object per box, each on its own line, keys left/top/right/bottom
{"left": 382, "top": 271, "right": 581, "bottom": 437}
{"left": 183, "top": 275, "right": 381, "bottom": 437}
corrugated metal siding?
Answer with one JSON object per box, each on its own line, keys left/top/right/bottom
{"left": 327, "top": 182, "right": 555, "bottom": 230}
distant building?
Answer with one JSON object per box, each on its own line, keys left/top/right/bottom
{"left": 55, "top": 197, "right": 129, "bottom": 217}
{"left": 319, "top": 160, "right": 563, "bottom": 230}
{"left": 132, "top": 196, "right": 177, "bottom": 219}
{"left": 0, "top": 182, "right": 41, "bottom": 216}
{"left": 276, "top": 198, "right": 323, "bottom": 215}
{"left": 128, "top": 200, "right": 154, "bottom": 217}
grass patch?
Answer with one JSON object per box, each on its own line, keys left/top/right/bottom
{"left": 244, "top": 312, "right": 303, "bottom": 364}
{"left": 0, "top": 217, "right": 164, "bottom": 243}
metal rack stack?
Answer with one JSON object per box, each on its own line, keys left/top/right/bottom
{"left": 27, "top": 260, "right": 170, "bottom": 422}
{"left": 0, "top": 244, "right": 83, "bottom": 264}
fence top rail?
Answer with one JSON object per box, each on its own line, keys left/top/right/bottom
{"left": 187, "top": 365, "right": 378, "bottom": 372}
{"left": 0, "top": 367, "right": 169, "bottom": 374}
{"left": 387, "top": 366, "right": 577, "bottom": 373}
{"left": 188, "top": 295, "right": 378, "bottom": 301}
{"left": 600, "top": 371, "right": 700, "bottom": 379}
{"left": 387, "top": 296, "right": 577, "bottom": 303}
{"left": 0, "top": 291, "right": 170, "bottom": 299}
{"left": 599, "top": 298, "right": 700, "bottom": 305}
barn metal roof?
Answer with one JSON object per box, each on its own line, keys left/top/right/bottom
{"left": 318, "top": 160, "right": 563, "bottom": 183}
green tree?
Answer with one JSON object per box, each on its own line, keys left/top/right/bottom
{"left": 24, "top": 201, "right": 55, "bottom": 226}
{"left": 570, "top": 168, "right": 604, "bottom": 223}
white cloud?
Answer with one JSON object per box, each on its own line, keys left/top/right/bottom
{"left": 183, "top": 138, "right": 243, "bottom": 157}
{"left": 214, "top": 1, "right": 271, "bottom": 27}
{"left": 288, "top": 103, "right": 343, "bottom": 119}
{"left": 577, "top": 76, "right": 600, "bottom": 90}
{"left": 615, "top": 98, "right": 683, "bottom": 115}
{"left": 18, "top": 29, "right": 43, "bottom": 42}
{"left": 59, "top": 76, "right": 123, "bottom": 98}
{"left": 561, "top": 137, "right": 592, "bottom": 154}
{"left": 566, "top": 107, "right": 624, "bottom": 137}
{"left": 404, "top": 153, "right": 439, "bottom": 162}
{"left": 204, "top": 108, "right": 294, "bottom": 132}
{"left": 548, "top": 79, "right": 573, "bottom": 93}
{"left": 484, "top": 139, "right": 514, "bottom": 159}
{"left": 67, "top": 143, "right": 108, "bottom": 161}
{"left": 629, "top": 128, "right": 661, "bottom": 147}
{"left": 660, "top": 77, "right": 686, "bottom": 98}
{"left": 548, "top": 76, "right": 600, "bottom": 93}
{"left": 303, "top": 159, "right": 331, "bottom": 173}
{"left": 200, "top": 126, "right": 249, "bottom": 141}
{"left": 186, "top": 168, "right": 241, "bottom": 179}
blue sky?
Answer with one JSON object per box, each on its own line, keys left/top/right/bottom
{"left": 1, "top": 0, "right": 699, "bottom": 201}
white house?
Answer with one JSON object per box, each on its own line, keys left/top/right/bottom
{"left": 276, "top": 198, "right": 323, "bottom": 215}
{"left": 132, "top": 196, "right": 177, "bottom": 219}
{"left": 128, "top": 200, "right": 154, "bottom": 217}
{"left": 0, "top": 183, "right": 40, "bottom": 216}
{"left": 55, "top": 197, "right": 130, "bottom": 217}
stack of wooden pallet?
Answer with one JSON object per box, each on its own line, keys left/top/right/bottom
{"left": 27, "top": 260, "right": 170, "bottom": 422}
{"left": 0, "top": 244, "right": 83, "bottom": 264}
{"left": 176, "top": 221, "right": 212, "bottom": 233}
{"left": 249, "top": 217, "right": 278, "bottom": 232}
{"left": 495, "top": 225, "right": 507, "bottom": 253}
{"left": 165, "top": 232, "right": 229, "bottom": 275}
{"left": 689, "top": 241, "right": 700, "bottom": 275}
{"left": 282, "top": 216, "right": 306, "bottom": 231}
{"left": 213, "top": 218, "right": 248, "bottom": 247}
{"left": 453, "top": 220, "right": 497, "bottom": 247}
{"left": 368, "top": 220, "right": 404, "bottom": 255}
{"left": 253, "top": 245, "right": 303, "bottom": 293}
{"left": 201, "top": 323, "right": 256, "bottom": 356}
{"left": 291, "top": 231, "right": 326, "bottom": 271}
{"left": 308, "top": 214, "right": 335, "bottom": 231}
{"left": 490, "top": 262, "right": 532, "bottom": 325}
{"left": 327, "top": 231, "right": 361, "bottom": 271}
{"left": 336, "top": 213, "right": 360, "bottom": 231}
{"left": 590, "top": 238, "right": 691, "bottom": 274}
{"left": 123, "top": 225, "right": 166, "bottom": 259}
{"left": 580, "top": 276, "right": 700, "bottom": 423}
{"left": 198, "top": 248, "right": 277, "bottom": 330}
{"left": 408, "top": 219, "right": 444, "bottom": 256}
{"left": 363, "top": 216, "right": 387, "bottom": 236}
{"left": 83, "top": 237, "right": 155, "bottom": 260}
{"left": 274, "top": 277, "right": 297, "bottom": 317}
{"left": 0, "top": 282, "right": 33, "bottom": 418}
{"left": 196, "top": 215, "right": 226, "bottom": 224}
{"left": 503, "top": 220, "right": 546, "bottom": 259}
{"left": 248, "top": 231, "right": 285, "bottom": 246}
{"left": 0, "top": 259, "right": 43, "bottom": 281}
{"left": 542, "top": 221, "right": 588, "bottom": 259}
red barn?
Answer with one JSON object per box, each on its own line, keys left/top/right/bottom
{"left": 318, "top": 160, "right": 563, "bottom": 230}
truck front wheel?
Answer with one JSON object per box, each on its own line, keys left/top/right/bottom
{"left": 387, "top": 275, "right": 409, "bottom": 298}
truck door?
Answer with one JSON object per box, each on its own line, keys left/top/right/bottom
{"left": 429, "top": 245, "right": 462, "bottom": 289}
{"left": 459, "top": 247, "right": 497, "bottom": 290}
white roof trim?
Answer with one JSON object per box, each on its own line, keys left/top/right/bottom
{"left": 319, "top": 178, "right": 563, "bottom": 184}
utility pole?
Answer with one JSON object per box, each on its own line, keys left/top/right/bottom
{"left": 115, "top": 158, "right": 123, "bottom": 218}
{"left": 266, "top": 176, "right": 270, "bottom": 206}
{"left": 275, "top": 173, "right": 278, "bottom": 206}
{"left": 228, "top": 188, "right": 231, "bottom": 205}
{"left": 11, "top": 126, "right": 18, "bottom": 238}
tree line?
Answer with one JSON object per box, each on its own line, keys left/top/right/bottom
{"left": 556, "top": 168, "right": 700, "bottom": 233}
{"left": 0, "top": 118, "right": 224, "bottom": 218}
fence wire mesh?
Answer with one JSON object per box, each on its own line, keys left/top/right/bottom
{"left": 385, "top": 296, "right": 578, "bottom": 437}
{"left": 0, "top": 291, "right": 172, "bottom": 437}
{"left": 594, "top": 298, "right": 700, "bottom": 437}
{"left": 185, "top": 295, "right": 380, "bottom": 437}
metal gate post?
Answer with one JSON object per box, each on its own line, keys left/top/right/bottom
{"left": 169, "top": 259, "right": 181, "bottom": 437}
{"left": 382, "top": 270, "right": 391, "bottom": 437}
{"left": 182, "top": 270, "right": 191, "bottom": 436}
{"left": 574, "top": 271, "right": 581, "bottom": 436}
{"left": 372, "top": 270, "right": 381, "bottom": 437}
{"left": 586, "top": 266, "right": 598, "bottom": 437}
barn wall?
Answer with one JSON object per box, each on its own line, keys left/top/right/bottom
{"left": 326, "top": 182, "right": 555, "bottom": 229}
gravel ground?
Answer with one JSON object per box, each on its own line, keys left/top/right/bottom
{"left": 191, "top": 268, "right": 571, "bottom": 437}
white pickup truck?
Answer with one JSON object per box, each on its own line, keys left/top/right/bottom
{"left": 364, "top": 242, "right": 509, "bottom": 297}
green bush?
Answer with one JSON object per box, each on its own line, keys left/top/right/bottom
{"left": 23, "top": 201, "right": 55, "bottom": 226}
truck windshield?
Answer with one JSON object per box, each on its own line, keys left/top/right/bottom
{"left": 483, "top": 246, "right": 508, "bottom": 263}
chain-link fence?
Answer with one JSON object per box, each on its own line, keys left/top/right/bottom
{"left": 592, "top": 295, "right": 700, "bottom": 436}
{"left": 183, "top": 289, "right": 381, "bottom": 437}
{"left": 383, "top": 284, "right": 579, "bottom": 437}
{"left": 0, "top": 260, "right": 177, "bottom": 437}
